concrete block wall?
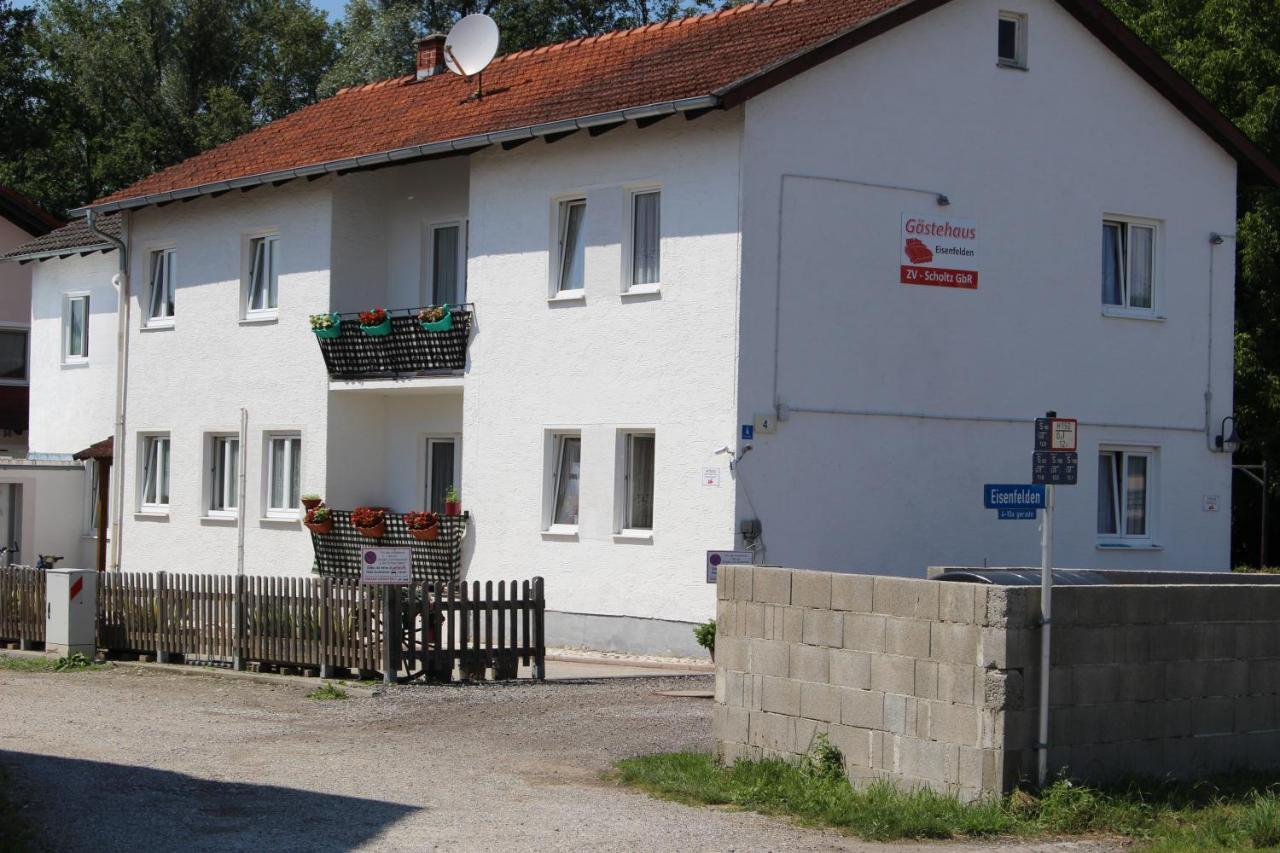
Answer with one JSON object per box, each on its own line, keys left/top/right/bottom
{"left": 713, "top": 566, "right": 1280, "bottom": 799}
{"left": 1023, "top": 583, "right": 1280, "bottom": 783}
{"left": 713, "top": 565, "right": 1011, "bottom": 801}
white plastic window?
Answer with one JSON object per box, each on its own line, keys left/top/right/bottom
{"left": 147, "top": 249, "right": 175, "bottom": 323}
{"left": 266, "top": 434, "right": 301, "bottom": 516}
{"left": 556, "top": 200, "right": 586, "bottom": 293}
{"left": 550, "top": 435, "right": 581, "bottom": 527}
{"left": 141, "top": 435, "right": 171, "bottom": 510}
{"left": 65, "top": 295, "right": 89, "bottom": 360}
{"left": 1097, "top": 448, "right": 1154, "bottom": 543}
{"left": 209, "top": 436, "right": 239, "bottom": 515}
{"left": 246, "top": 236, "right": 279, "bottom": 315}
{"left": 1102, "top": 218, "right": 1157, "bottom": 313}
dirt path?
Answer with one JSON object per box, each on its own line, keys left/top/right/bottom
{"left": 0, "top": 666, "right": 1112, "bottom": 852}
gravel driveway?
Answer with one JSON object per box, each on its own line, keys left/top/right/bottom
{"left": 0, "top": 666, "right": 1113, "bottom": 852}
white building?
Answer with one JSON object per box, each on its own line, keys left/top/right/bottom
{"left": 6, "top": 0, "right": 1275, "bottom": 654}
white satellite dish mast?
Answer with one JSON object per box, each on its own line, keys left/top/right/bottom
{"left": 445, "top": 13, "right": 499, "bottom": 101}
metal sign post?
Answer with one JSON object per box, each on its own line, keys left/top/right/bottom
{"left": 1037, "top": 482, "right": 1054, "bottom": 788}
{"left": 1030, "top": 411, "right": 1075, "bottom": 789}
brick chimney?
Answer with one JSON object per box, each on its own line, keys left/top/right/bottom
{"left": 416, "top": 33, "right": 448, "bottom": 80}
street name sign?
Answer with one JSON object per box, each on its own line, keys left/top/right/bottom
{"left": 984, "top": 484, "right": 1045, "bottom": 511}
{"left": 998, "top": 509, "right": 1037, "bottom": 520}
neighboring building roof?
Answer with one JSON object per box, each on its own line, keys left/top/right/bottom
{"left": 0, "top": 213, "right": 121, "bottom": 263}
{"left": 77, "top": 0, "right": 1279, "bottom": 215}
{"left": 0, "top": 186, "right": 63, "bottom": 237}
{"left": 73, "top": 436, "right": 114, "bottom": 461}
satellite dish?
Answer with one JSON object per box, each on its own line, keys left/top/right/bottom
{"left": 445, "top": 14, "right": 499, "bottom": 78}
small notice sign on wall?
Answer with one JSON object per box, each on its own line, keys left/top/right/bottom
{"left": 901, "top": 213, "right": 979, "bottom": 290}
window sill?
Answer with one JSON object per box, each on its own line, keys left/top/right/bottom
{"left": 134, "top": 510, "right": 169, "bottom": 520}
{"left": 996, "top": 59, "right": 1029, "bottom": 71}
{"left": 1097, "top": 542, "right": 1162, "bottom": 551}
{"left": 1102, "top": 307, "right": 1164, "bottom": 322}
{"left": 541, "top": 526, "right": 579, "bottom": 541}
{"left": 622, "top": 284, "right": 662, "bottom": 299}
{"left": 200, "top": 514, "right": 238, "bottom": 525}
{"left": 240, "top": 314, "right": 278, "bottom": 326}
{"left": 547, "top": 292, "right": 586, "bottom": 305}
{"left": 60, "top": 359, "right": 90, "bottom": 369}
{"left": 142, "top": 322, "right": 175, "bottom": 332}
{"left": 613, "top": 530, "right": 653, "bottom": 544}
{"left": 260, "top": 515, "right": 300, "bottom": 527}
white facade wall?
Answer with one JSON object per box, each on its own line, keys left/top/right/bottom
{"left": 463, "top": 114, "right": 742, "bottom": 625}
{"left": 28, "top": 252, "right": 119, "bottom": 455}
{"left": 121, "top": 182, "right": 332, "bottom": 576}
{"left": 736, "top": 0, "right": 1238, "bottom": 576}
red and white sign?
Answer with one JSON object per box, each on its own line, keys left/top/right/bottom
{"left": 1049, "top": 418, "right": 1077, "bottom": 451}
{"left": 900, "top": 213, "right": 979, "bottom": 290}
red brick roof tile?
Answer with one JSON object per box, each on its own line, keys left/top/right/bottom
{"left": 86, "top": 0, "right": 1279, "bottom": 210}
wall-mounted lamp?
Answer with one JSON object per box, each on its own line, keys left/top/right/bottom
{"left": 1215, "top": 415, "right": 1242, "bottom": 453}
{"left": 935, "top": 194, "right": 951, "bottom": 207}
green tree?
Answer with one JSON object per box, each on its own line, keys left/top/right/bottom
{"left": 1105, "top": 0, "right": 1280, "bottom": 566}
{"left": 0, "top": 0, "right": 336, "bottom": 216}
{"left": 321, "top": 0, "right": 718, "bottom": 94}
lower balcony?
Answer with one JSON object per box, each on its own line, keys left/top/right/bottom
{"left": 313, "top": 305, "right": 473, "bottom": 381}
{"left": 309, "top": 509, "right": 469, "bottom": 586}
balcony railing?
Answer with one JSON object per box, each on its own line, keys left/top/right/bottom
{"left": 309, "top": 510, "right": 469, "bottom": 585}
{"left": 314, "top": 305, "right": 473, "bottom": 380}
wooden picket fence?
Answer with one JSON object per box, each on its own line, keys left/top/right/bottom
{"left": 98, "top": 572, "right": 383, "bottom": 673}
{"left": 0, "top": 566, "right": 45, "bottom": 645}
{"left": 93, "top": 570, "right": 544, "bottom": 680}
{"left": 418, "top": 578, "right": 546, "bottom": 680}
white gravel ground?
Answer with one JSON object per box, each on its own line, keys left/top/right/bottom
{"left": 0, "top": 665, "right": 1118, "bottom": 852}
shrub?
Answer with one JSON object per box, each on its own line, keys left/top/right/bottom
{"left": 305, "top": 504, "right": 331, "bottom": 524}
{"left": 693, "top": 619, "right": 716, "bottom": 654}
{"left": 404, "top": 511, "right": 439, "bottom": 530}
{"left": 358, "top": 307, "right": 388, "bottom": 327}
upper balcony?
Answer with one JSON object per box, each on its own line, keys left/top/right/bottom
{"left": 312, "top": 305, "right": 473, "bottom": 383}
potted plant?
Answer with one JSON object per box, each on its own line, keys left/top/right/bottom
{"left": 351, "top": 506, "right": 386, "bottom": 538}
{"left": 358, "top": 307, "right": 391, "bottom": 337}
{"left": 444, "top": 486, "right": 461, "bottom": 517}
{"left": 304, "top": 504, "right": 333, "bottom": 535}
{"left": 310, "top": 313, "right": 342, "bottom": 339}
{"left": 301, "top": 493, "right": 323, "bottom": 511}
{"left": 417, "top": 304, "right": 452, "bottom": 332}
{"left": 693, "top": 618, "right": 716, "bottom": 662}
{"left": 404, "top": 510, "right": 440, "bottom": 541}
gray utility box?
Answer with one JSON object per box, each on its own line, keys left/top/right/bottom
{"left": 45, "top": 568, "right": 97, "bottom": 657}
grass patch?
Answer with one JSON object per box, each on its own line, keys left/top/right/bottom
{"left": 0, "top": 766, "right": 37, "bottom": 853}
{"left": 306, "top": 682, "right": 349, "bottom": 701}
{"left": 0, "top": 652, "right": 103, "bottom": 673}
{"left": 615, "top": 752, "right": 1280, "bottom": 848}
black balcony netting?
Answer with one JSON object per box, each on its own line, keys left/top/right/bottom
{"left": 315, "top": 307, "right": 472, "bottom": 380}
{"left": 310, "top": 510, "right": 467, "bottom": 584}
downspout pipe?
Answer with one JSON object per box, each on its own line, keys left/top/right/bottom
{"left": 87, "top": 209, "right": 129, "bottom": 572}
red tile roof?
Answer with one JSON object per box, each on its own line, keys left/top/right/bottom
{"left": 0, "top": 185, "right": 63, "bottom": 236}
{"left": 85, "top": 0, "right": 1279, "bottom": 211}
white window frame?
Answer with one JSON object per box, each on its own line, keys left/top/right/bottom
{"left": 145, "top": 247, "right": 176, "bottom": 327}
{"left": 138, "top": 433, "right": 171, "bottom": 513}
{"left": 616, "top": 430, "right": 655, "bottom": 536}
{"left": 997, "top": 11, "right": 1028, "bottom": 69}
{"left": 206, "top": 433, "right": 240, "bottom": 518}
{"left": 263, "top": 432, "right": 302, "bottom": 519}
{"left": 420, "top": 435, "right": 462, "bottom": 514}
{"left": 623, "top": 187, "right": 662, "bottom": 294}
{"left": 1097, "top": 445, "right": 1157, "bottom": 548}
{"left": 1102, "top": 215, "right": 1161, "bottom": 318}
{"left": 63, "top": 293, "right": 90, "bottom": 364}
{"left": 544, "top": 431, "right": 582, "bottom": 534}
{"left": 0, "top": 324, "right": 30, "bottom": 386}
{"left": 424, "top": 220, "right": 468, "bottom": 306}
{"left": 551, "top": 197, "right": 587, "bottom": 298}
{"left": 243, "top": 233, "right": 280, "bottom": 320}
